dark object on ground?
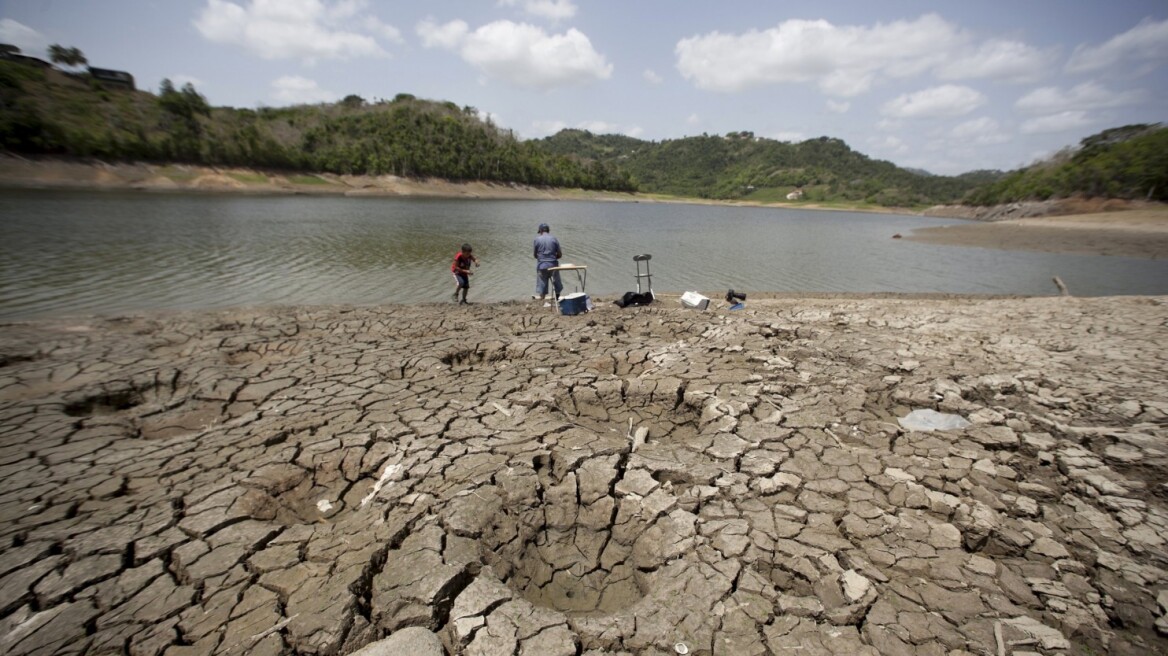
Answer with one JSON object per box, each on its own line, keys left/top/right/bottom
{"left": 614, "top": 291, "right": 654, "bottom": 308}
{"left": 726, "top": 289, "right": 746, "bottom": 304}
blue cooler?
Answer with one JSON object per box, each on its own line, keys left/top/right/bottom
{"left": 559, "top": 293, "right": 590, "bottom": 315}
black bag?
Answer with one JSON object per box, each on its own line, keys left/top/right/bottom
{"left": 614, "top": 291, "right": 653, "bottom": 308}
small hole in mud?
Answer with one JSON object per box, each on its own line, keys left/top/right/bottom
{"left": 481, "top": 459, "right": 663, "bottom": 616}
{"left": 63, "top": 389, "right": 145, "bottom": 417}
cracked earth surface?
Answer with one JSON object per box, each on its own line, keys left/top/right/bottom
{"left": 0, "top": 296, "right": 1165, "bottom": 656}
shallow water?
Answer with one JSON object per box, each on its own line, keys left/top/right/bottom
{"left": 2, "top": 189, "right": 1166, "bottom": 320}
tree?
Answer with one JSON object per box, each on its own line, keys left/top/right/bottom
{"left": 0, "top": 44, "right": 20, "bottom": 56}
{"left": 48, "top": 44, "right": 87, "bottom": 71}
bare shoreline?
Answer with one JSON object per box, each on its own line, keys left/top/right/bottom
{"left": 905, "top": 209, "right": 1168, "bottom": 259}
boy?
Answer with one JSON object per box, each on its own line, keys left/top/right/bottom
{"left": 451, "top": 243, "right": 480, "bottom": 304}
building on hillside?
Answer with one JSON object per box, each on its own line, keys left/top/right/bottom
{"left": 88, "top": 67, "right": 135, "bottom": 90}
{"left": 786, "top": 188, "right": 804, "bottom": 200}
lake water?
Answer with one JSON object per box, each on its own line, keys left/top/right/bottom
{"left": 2, "top": 189, "right": 1166, "bottom": 321}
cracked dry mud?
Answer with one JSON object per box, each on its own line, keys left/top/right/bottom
{"left": 0, "top": 296, "right": 1166, "bottom": 656}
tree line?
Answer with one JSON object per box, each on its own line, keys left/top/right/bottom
{"left": 2, "top": 48, "right": 1164, "bottom": 206}
{"left": 964, "top": 124, "right": 1167, "bottom": 205}
{"left": 0, "top": 57, "right": 634, "bottom": 192}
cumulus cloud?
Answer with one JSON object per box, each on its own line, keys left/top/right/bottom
{"left": 676, "top": 15, "right": 961, "bottom": 95}
{"left": 1015, "top": 81, "right": 1145, "bottom": 114}
{"left": 498, "top": 0, "right": 578, "bottom": 22}
{"left": 0, "top": 18, "right": 49, "bottom": 54}
{"left": 826, "top": 100, "right": 850, "bottom": 114}
{"left": 937, "top": 38, "right": 1055, "bottom": 82}
{"left": 417, "top": 18, "right": 468, "bottom": 49}
{"left": 194, "top": 0, "right": 396, "bottom": 62}
{"left": 881, "top": 85, "right": 985, "bottom": 118}
{"left": 1066, "top": 18, "right": 1168, "bottom": 73}
{"left": 643, "top": 69, "right": 663, "bottom": 85}
{"left": 1020, "top": 111, "right": 1091, "bottom": 134}
{"left": 951, "top": 117, "right": 1010, "bottom": 145}
{"left": 674, "top": 14, "right": 1057, "bottom": 96}
{"left": 271, "top": 75, "right": 337, "bottom": 104}
{"left": 416, "top": 19, "right": 611, "bottom": 90}
{"left": 869, "top": 135, "right": 909, "bottom": 155}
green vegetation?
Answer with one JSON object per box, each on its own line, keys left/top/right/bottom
{"left": 0, "top": 59, "right": 634, "bottom": 192}
{"left": 965, "top": 124, "right": 1168, "bottom": 205}
{"left": 2, "top": 54, "right": 1164, "bottom": 207}
{"left": 536, "top": 129, "right": 989, "bottom": 207}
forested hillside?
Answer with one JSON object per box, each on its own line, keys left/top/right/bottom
{"left": 3, "top": 55, "right": 1163, "bottom": 208}
{"left": 0, "top": 59, "right": 634, "bottom": 191}
{"left": 964, "top": 124, "right": 1167, "bottom": 205}
{"left": 537, "top": 129, "right": 992, "bottom": 206}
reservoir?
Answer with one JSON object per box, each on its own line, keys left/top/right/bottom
{"left": 2, "top": 189, "right": 1166, "bottom": 320}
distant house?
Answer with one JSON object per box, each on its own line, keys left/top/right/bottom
{"left": 88, "top": 66, "right": 135, "bottom": 90}
{"left": 786, "top": 188, "right": 804, "bottom": 200}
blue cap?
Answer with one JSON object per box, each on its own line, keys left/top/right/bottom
{"left": 538, "top": 223, "right": 550, "bottom": 232}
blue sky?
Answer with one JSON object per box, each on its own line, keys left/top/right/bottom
{"left": 2, "top": 0, "right": 1166, "bottom": 174}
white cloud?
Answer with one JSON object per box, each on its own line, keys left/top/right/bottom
{"left": 530, "top": 119, "right": 568, "bottom": 136}
{"left": 417, "top": 18, "right": 468, "bottom": 49}
{"left": 363, "top": 16, "right": 403, "bottom": 43}
{"left": 169, "top": 74, "right": 206, "bottom": 90}
{"left": 686, "top": 113, "right": 701, "bottom": 127}
{"left": 881, "top": 85, "right": 985, "bottom": 118}
{"left": 826, "top": 99, "right": 850, "bottom": 114}
{"left": 675, "top": 14, "right": 975, "bottom": 96}
{"left": 418, "top": 20, "right": 612, "bottom": 90}
{"left": 1015, "top": 81, "right": 1145, "bottom": 114}
{"left": 194, "top": 0, "right": 395, "bottom": 62}
{"left": 0, "top": 18, "right": 49, "bottom": 54}
{"left": 674, "top": 14, "right": 1057, "bottom": 96}
{"left": 950, "top": 117, "right": 1010, "bottom": 145}
{"left": 498, "top": 0, "right": 578, "bottom": 23}
{"left": 1066, "top": 18, "right": 1168, "bottom": 73}
{"left": 1019, "top": 111, "right": 1091, "bottom": 134}
{"left": 643, "top": 69, "right": 663, "bottom": 85}
{"left": 271, "top": 75, "right": 337, "bottom": 104}
{"left": 868, "top": 135, "right": 908, "bottom": 155}
{"left": 771, "top": 131, "right": 806, "bottom": 143}
{"left": 937, "top": 39, "right": 1055, "bottom": 82}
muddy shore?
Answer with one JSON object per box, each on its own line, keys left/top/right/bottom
{"left": 1, "top": 295, "right": 1166, "bottom": 655}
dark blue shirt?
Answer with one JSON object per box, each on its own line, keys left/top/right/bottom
{"left": 533, "top": 234, "right": 561, "bottom": 262}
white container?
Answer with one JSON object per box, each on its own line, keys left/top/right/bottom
{"left": 679, "top": 291, "right": 710, "bottom": 310}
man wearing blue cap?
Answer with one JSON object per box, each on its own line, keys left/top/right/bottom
{"left": 533, "top": 223, "right": 563, "bottom": 306}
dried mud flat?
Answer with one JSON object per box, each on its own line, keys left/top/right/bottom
{"left": 0, "top": 296, "right": 1166, "bottom": 656}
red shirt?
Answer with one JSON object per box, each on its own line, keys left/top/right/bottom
{"left": 452, "top": 252, "right": 473, "bottom": 273}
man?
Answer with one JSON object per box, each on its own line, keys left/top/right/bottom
{"left": 533, "top": 223, "right": 563, "bottom": 307}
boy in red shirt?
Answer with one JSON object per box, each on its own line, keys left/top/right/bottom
{"left": 451, "top": 243, "right": 480, "bottom": 304}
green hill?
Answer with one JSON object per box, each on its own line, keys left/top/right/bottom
{"left": 4, "top": 55, "right": 1162, "bottom": 208}
{"left": 965, "top": 124, "right": 1168, "bottom": 205}
{"left": 536, "top": 129, "right": 994, "bottom": 207}
{"left": 0, "top": 60, "right": 634, "bottom": 192}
